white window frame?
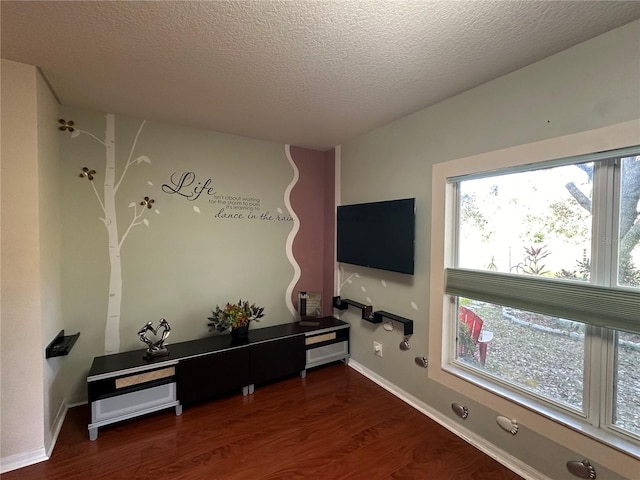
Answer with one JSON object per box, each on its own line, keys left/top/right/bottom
{"left": 428, "top": 120, "right": 640, "bottom": 478}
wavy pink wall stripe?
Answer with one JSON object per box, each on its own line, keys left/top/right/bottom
{"left": 286, "top": 146, "right": 336, "bottom": 316}
{"left": 284, "top": 145, "right": 301, "bottom": 318}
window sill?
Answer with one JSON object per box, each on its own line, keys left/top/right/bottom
{"left": 443, "top": 363, "right": 640, "bottom": 460}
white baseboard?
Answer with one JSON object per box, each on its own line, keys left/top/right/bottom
{"left": 46, "top": 401, "right": 68, "bottom": 457}
{"left": 0, "top": 447, "right": 48, "bottom": 474}
{"left": 1, "top": 400, "right": 70, "bottom": 474}
{"left": 348, "top": 360, "right": 552, "bottom": 480}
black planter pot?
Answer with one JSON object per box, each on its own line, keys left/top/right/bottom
{"left": 231, "top": 325, "right": 249, "bottom": 339}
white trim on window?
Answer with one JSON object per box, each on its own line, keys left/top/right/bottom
{"left": 429, "top": 120, "right": 640, "bottom": 478}
{"left": 446, "top": 145, "right": 640, "bottom": 184}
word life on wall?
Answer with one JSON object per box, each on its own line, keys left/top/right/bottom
{"left": 162, "top": 171, "right": 292, "bottom": 223}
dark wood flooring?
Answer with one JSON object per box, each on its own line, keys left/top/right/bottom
{"left": 4, "top": 364, "right": 523, "bottom": 479}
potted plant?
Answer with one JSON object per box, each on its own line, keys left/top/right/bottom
{"left": 208, "top": 300, "right": 264, "bottom": 339}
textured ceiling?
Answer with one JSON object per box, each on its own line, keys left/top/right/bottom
{"left": 2, "top": 1, "right": 640, "bottom": 151}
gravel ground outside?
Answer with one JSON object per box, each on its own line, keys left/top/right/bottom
{"left": 459, "top": 301, "right": 640, "bottom": 437}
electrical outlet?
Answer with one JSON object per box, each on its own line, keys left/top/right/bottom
{"left": 373, "top": 341, "right": 383, "bottom": 357}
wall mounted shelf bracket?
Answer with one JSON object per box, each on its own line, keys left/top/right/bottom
{"left": 373, "top": 311, "right": 413, "bottom": 336}
{"left": 46, "top": 330, "right": 80, "bottom": 358}
{"left": 333, "top": 297, "right": 414, "bottom": 336}
{"left": 333, "top": 296, "right": 374, "bottom": 320}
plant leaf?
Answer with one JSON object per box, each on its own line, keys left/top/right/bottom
{"left": 135, "top": 155, "right": 150, "bottom": 164}
{"left": 128, "top": 202, "right": 136, "bottom": 208}
{"left": 193, "top": 206, "right": 201, "bottom": 213}
{"left": 143, "top": 218, "right": 149, "bottom": 226}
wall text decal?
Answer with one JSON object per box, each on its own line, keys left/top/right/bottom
{"left": 162, "top": 171, "right": 292, "bottom": 223}
{"left": 211, "top": 194, "right": 261, "bottom": 212}
{"left": 162, "top": 171, "right": 216, "bottom": 201}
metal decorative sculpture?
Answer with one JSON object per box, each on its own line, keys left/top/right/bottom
{"left": 566, "top": 459, "right": 596, "bottom": 479}
{"left": 58, "top": 118, "right": 75, "bottom": 132}
{"left": 138, "top": 319, "right": 171, "bottom": 359}
{"left": 451, "top": 402, "right": 469, "bottom": 419}
{"left": 399, "top": 337, "right": 411, "bottom": 351}
{"left": 414, "top": 356, "right": 428, "bottom": 368}
{"left": 140, "top": 196, "right": 155, "bottom": 209}
{"left": 79, "top": 167, "right": 96, "bottom": 180}
{"left": 496, "top": 415, "right": 519, "bottom": 435}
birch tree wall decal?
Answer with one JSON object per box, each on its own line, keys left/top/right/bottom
{"left": 63, "top": 114, "right": 156, "bottom": 354}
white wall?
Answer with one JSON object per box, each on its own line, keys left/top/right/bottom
{"left": 0, "top": 60, "right": 47, "bottom": 467}
{"left": 339, "top": 20, "right": 640, "bottom": 480}
{"left": 37, "top": 69, "right": 64, "bottom": 454}
{"left": 0, "top": 59, "right": 63, "bottom": 472}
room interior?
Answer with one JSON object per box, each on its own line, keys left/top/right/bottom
{"left": 1, "top": 2, "right": 640, "bottom": 479}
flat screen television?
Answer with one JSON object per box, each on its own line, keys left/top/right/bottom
{"left": 337, "top": 198, "right": 415, "bottom": 275}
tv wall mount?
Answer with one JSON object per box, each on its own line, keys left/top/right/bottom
{"left": 332, "top": 296, "right": 413, "bottom": 336}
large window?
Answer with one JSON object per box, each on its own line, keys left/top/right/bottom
{"left": 447, "top": 150, "right": 640, "bottom": 442}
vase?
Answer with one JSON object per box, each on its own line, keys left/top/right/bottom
{"left": 231, "top": 325, "right": 249, "bottom": 339}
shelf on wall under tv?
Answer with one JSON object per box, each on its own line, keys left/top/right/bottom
{"left": 332, "top": 296, "right": 413, "bottom": 336}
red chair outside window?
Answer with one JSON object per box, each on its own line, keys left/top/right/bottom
{"left": 458, "top": 306, "right": 493, "bottom": 366}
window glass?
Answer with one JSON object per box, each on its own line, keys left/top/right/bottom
{"left": 443, "top": 145, "right": 640, "bottom": 454}
{"left": 456, "top": 299, "right": 585, "bottom": 412}
{"left": 613, "top": 330, "right": 640, "bottom": 438}
{"left": 458, "top": 163, "right": 593, "bottom": 281}
{"left": 617, "top": 156, "right": 640, "bottom": 288}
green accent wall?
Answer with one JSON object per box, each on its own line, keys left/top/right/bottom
{"left": 338, "top": 20, "right": 639, "bottom": 480}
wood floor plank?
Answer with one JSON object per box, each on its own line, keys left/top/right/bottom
{"left": 3, "top": 364, "right": 523, "bottom": 480}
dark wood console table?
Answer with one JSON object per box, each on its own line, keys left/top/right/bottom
{"left": 87, "top": 317, "right": 349, "bottom": 440}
